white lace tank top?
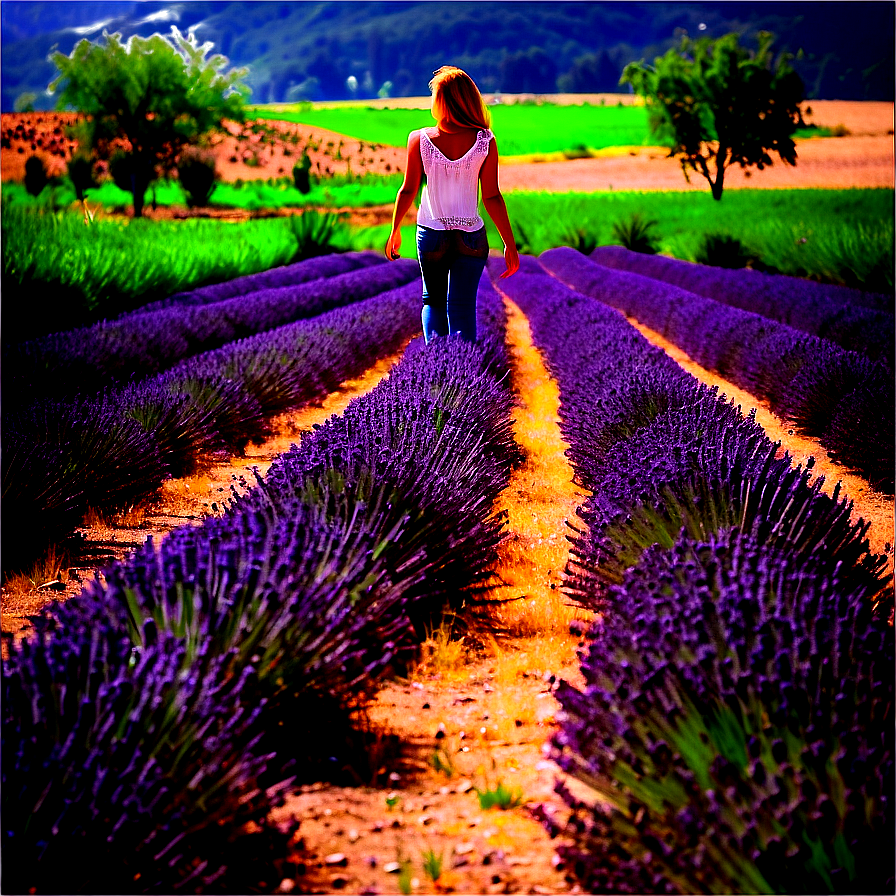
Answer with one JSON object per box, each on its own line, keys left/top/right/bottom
{"left": 417, "top": 127, "right": 493, "bottom": 232}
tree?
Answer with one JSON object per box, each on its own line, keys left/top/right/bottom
{"left": 49, "top": 28, "right": 248, "bottom": 216}
{"left": 621, "top": 32, "right": 805, "bottom": 200}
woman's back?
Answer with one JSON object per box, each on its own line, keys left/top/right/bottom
{"left": 423, "top": 126, "right": 479, "bottom": 161}
{"left": 418, "top": 126, "right": 493, "bottom": 232}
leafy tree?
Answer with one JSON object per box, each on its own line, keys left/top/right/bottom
{"left": 49, "top": 28, "right": 248, "bottom": 216}
{"left": 621, "top": 31, "right": 806, "bottom": 200}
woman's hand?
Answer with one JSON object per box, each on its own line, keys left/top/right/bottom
{"left": 384, "top": 229, "right": 402, "bottom": 260}
{"left": 499, "top": 244, "right": 520, "bottom": 279}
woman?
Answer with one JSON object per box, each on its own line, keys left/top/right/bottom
{"left": 385, "top": 66, "right": 519, "bottom": 343}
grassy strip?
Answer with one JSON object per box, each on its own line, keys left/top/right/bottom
{"left": 362, "top": 188, "right": 893, "bottom": 290}
{"left": 253, "top": 103, "right": 836, "bottom": 156}
{"left": 495, "top": 189, "right": 894, "bottom": 289}
{"left": 0, "top": 203, "right": 345, "bottom": 339}
{"left": 2, "top": 173, "right": 403, "bottom": 212}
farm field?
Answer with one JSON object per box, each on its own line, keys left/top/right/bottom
{"left": 2, "top": 95, "right": 894, "bottom": 894}
{"left": 3, "top": 245, "right": 893, "bottom": 892}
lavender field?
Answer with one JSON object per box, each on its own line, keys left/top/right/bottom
{"left": 2, "top": 248, "right": 893, "bottom": 894}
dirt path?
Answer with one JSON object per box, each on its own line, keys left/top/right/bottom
{"left": 272, "top": 298, "right": 589, "bottom": 895}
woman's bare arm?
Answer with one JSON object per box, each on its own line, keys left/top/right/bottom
{"left": 480, "top": 139, "right": 519, "bottom": 278}
{"left": 385, "top": 131, "right": 423, "bottom": 259}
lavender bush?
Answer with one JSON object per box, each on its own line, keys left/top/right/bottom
{"left": 592, "top": 244, "right": 894, "bottom": 367}
{"left": 3, "top": 605, "right": 296, "bottom": 894}
{"left": 539, "top": 247, "right": 894, "bottom": 491}
{"left": 3, "top": 283, "right": 422, "bottom": 567}
{"left": 122, "top": 250, "right": 386, "bottom": 317}
{"left": 11, "top": 256, "right": 420, "bottom": 401}
{"left": 548, "top": 530, "right": 894, "bottom": 895}
{"left": 489, "top": 262, "right": 888, "bottom": 608}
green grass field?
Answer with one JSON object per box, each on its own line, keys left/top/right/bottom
{"left": 254, "top": 102, "right": 835, "bottom": 157}
{"left": 255, "top": 102, "right": 659, "bottom": 155}
{"left": 355, "top": 188, "right": 893, "bottom": 290}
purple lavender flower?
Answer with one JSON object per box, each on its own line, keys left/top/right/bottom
{"left": 591, "top": 244, "right": 893, "bottom": 367}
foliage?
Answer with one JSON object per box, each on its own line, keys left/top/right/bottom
{"left": 551, "top": 530, "right": 893, "bottom": 895}
{"left": 177, "top": 149, "right": 218, "bottom": 207}
{"left": 492, "top": 189, "right": 894, "bottom": 290}
{"left": 2, "top": 608, "right": 296, "bottom": 894}
{"left": 0, "top": 202, "right": 301, "bottom": 338}
{"left": 293, "top": 150, "right": 312, "bottom": 193}
{"left": 66, "top": 154, "right": 96, "bottom": 201}
{"left": 695, "top": 232, "right": 762, "bottom": 268}
{"left": 49, "top": 27, "right": 248, "bottom": 215}
{"left": 622, "top": 32, "right": 806, "bottom": 199}
{"left": 421, "top": 848, "right": 445, "bottom": 882}
{"left": 23, "top": 154, "right": 49, "bottom": 196}
{"left": 591, "top": 244, "right": 893, "bottom": 367}
{"left": 289, "top": 209, "right": 352, "bottom": 260}
{"left": 497, "top": 258, "right": 892, "bottom": 894}
{"left": 540, "top": 247, "right": 894, "bottom": 490}
{"left": 3, "top": 264, "right": 422, "bottom": 561}
{"left": 611, "top": 212, "right": 660, "bottom": 254}
{"left": 475, "top": 780, "right": 526, "bottom": 810}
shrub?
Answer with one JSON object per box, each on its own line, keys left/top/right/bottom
{"left": 549, "top": 529, "right": 894, "bottom": 895}
{"left": 177, "top": 150, "right": 218, "bottom": 207}
{"left": 293, "top": 151, "right": 312, "bottom": 193}
{"left": 2, "top": 605, "right": 295, "bottom": 894}
{"left": 611, "top": 212, "right": 660, "bottom": 254}
{"left": 66, "top": 154, "right": 96, "bottom": 201}
{"left": 24, "top": 154, "right": 48, "bottom": 196}
{"left": 289, "top": 209, "right": 350, "bottom": 260}
{"left": 695, "top": 232, "right": 762, "bottom": 269}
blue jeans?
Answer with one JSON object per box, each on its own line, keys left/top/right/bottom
{"left": 416, "top": 225, "right": 489, "bottom": 343}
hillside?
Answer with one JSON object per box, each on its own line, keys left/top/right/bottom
{"left": 1, "top": 0, "right": 893, "bottom": 112}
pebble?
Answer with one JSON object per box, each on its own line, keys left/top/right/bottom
{"left": 325, "top": 853, "right": 348, "bottom": 867}
{"left": 384, "top": 862, "right": 402, "bottom": 874}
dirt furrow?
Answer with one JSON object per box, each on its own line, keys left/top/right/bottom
{"left": 270, "top": 298, "right": 590, "bottom": 896}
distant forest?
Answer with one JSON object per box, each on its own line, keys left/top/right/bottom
{"left": 1, "top": 0, "right": 893, "bottom": 112}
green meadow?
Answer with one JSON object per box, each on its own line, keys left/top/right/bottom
{"left": 254, "top": 101, "right": 834, "bottom": 157}
{"left": 356, "top": 188, "right": 894, "bottom": 291}
{"left": 255, "top": 102, "right": 659, "bottom": 155}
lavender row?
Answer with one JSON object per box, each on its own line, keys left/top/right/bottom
{"left": 2, "top": 608, "right": 297, "bottom": 894}
{"left": 540, "top": 247, "right": 893, "bottom": 491}
{"left": 549, "top": 529, "right": 893, "bottom": 895}
{"left": 122, "top": 250, "right": 388, "bottom": 317}
{"left": 591, "top": 245, "right": 894, "bottom": 368}
{"left": 3, "top": 282, "right": 423, "bottom": 565}
{"left": 10, "top": 254, "right": 418, "bottom": 401}
{"left": 3, "top": 281, "right": 518, "bottom": 891}
{"left": 491, "top": 260, "right": 893, "bottom": 894}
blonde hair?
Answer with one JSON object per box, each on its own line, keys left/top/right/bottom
{"left": 429, "top": 66, "right": 491, "bottom": 130}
